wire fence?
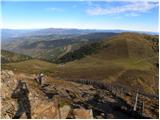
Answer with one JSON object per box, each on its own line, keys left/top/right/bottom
{"left": 69, "top": 79, "right": 159, "bottom": 100}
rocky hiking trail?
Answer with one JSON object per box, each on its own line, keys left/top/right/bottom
{"left": 1, "top": 70, "right": 159, "bottom": 119}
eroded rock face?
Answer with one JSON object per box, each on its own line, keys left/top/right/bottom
{"left": 1, "top": 70, "right": 17, "bottom": 119}
{"left": 1, "top": 70, "right": 17, "bottom": 98}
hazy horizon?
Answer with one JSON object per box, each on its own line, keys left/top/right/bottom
{"left": 1, "top": 27, "right": 159, "bottom": 33}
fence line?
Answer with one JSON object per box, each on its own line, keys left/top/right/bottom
{"left": 54, "top": 86, "right": 145, "bottom": 119}
{"left": 68, "top": 79, "right": 158, "bottom": 100}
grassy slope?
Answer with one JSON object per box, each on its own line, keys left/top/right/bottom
{"left": 1, "top": 50, "right": 32, "bottom": 63}
{"left": 3, "top": 33, "right": 118, "bottom": 62}
{"left": 2, "top": 33, "right": 158, "bottom": 94}
{"left": 2, "top": 59, "right": 57, "bottom": 75}
{"left": 54, "top": 33, "right": 158, "bottom": 94}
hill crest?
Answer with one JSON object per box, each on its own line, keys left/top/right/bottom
{"left": 56, "top": 32, "right": 158, "bottom": 63}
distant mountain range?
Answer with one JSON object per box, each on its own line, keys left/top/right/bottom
{"left": 2, "top": 28, "right": 158, "bottom": 62}
{"left": 2, "top": 29, "right": 118, "bottom": 62}
{"left": 1, "top": 28, "right": 158, "bottom": 42}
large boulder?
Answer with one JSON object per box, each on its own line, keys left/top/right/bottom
{"left": 32, "top": 101, "right": 56, "bottom": 119}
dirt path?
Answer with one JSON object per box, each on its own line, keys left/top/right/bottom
{"left": 134, "top": 56, "right": 158, "bottom": 64}
{"left": 57, "top": 45, "right": 72, "bottom": 59}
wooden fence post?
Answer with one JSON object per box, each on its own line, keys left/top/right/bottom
{"left": 133, "top": 93, "right": 139, "bottom": 111}
{"left": 55, "top": 96, "right": 61, "bottom": 119}
{"left": 141, "top": 101, "right": 144, "bottom": 117}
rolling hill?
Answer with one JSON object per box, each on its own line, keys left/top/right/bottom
{"left": 3, "top": 32, "right": 118, "bottom": 62}
{"left": 54, "top": 32, "right": 159, "bottom": 94}
{"left": 2, "top": 59, "right": 57, "bottom": 74}
{"left": 1, "top": 50, "right": 32, "bottom": 63}
{"left": 2, "top": 32, "right": 159, "bottom": 94}
{"left": 56, "top": 33, "right": 158, "bottom": 63}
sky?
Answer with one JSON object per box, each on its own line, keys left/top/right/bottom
{"left": 1, "top": 0, "right": 159, "bottom": 32}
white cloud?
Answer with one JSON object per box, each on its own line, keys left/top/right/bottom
{"left": 86, "top": 1, "right": 159, "bottom": 16}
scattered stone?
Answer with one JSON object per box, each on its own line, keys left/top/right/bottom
{"left": 72, "top": 108, "right": 93, "bottom": 119}
{"left": 55, "top": 105, "right": 71, "bottom": 119}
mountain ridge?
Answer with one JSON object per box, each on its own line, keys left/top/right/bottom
{"left": 56, "top": 32, "right": 158, "bottom": 63}
{"left": 1, "top": 50, "right": 32, "bottom": 63}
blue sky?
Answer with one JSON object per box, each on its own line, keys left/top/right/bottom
{"left": 1, "top": 0, "right": 159, "bottom": 32}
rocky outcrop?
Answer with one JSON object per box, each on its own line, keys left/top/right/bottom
{"left": 1, "top": 70, "right": 158, "bottom": 119}
{"left": 1, "top": 70, "right": 94, "bottom": 119}
{"left": 1, "top": 70, "right": 17, "bottom": 119}
{"left": 1, "top": 70, "right": 58, "bottom": 119}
